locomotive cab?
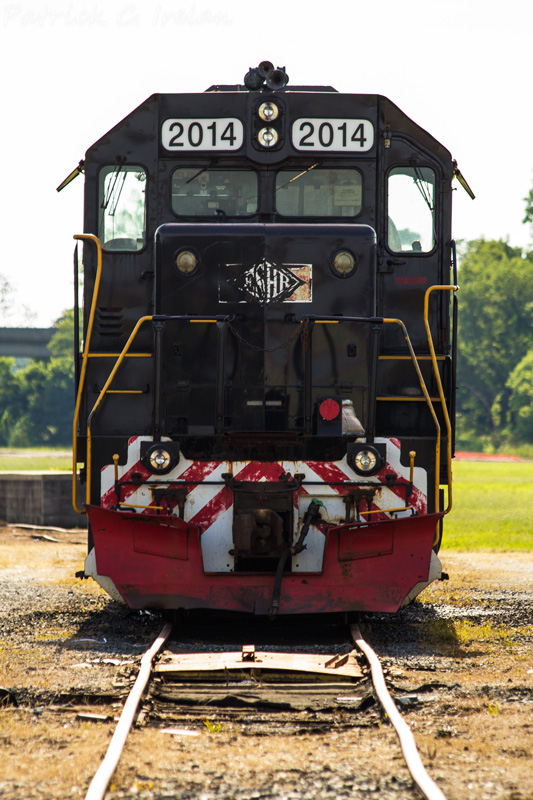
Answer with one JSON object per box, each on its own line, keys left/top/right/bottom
{"left": 69, "top": 63, "right": 459, "bottom": 614}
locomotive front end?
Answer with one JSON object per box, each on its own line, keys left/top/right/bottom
{"left": 71, "top": 63, "right": 458, "bottom": 615}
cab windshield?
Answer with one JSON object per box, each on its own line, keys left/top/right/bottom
{"left": 275, "top": 167, "right": 362, "bottom": 217}
{"left": 171, "top": 168, "right": 258, "bottom": 216}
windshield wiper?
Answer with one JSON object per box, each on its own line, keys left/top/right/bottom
{"left": 100, "top": 156, "right": 127, "bottom": 214}
{"left": 56, "top": 160, "right": 85, "bottom": 193}
{"left": 275, "top": 161, "right": 321, "bottom": 191}
{"left": 173, "top": 160, "right": 218, "bottom": 193}
{"left": 453, "top": 162, "right": 476, "bottom": 199}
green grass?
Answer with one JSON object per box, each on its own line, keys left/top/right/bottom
{"left": 0, "top": 448, "right": 71, "bottom": 472}
{"left": 445, "top": 461, "right": 533, "bottom": 550}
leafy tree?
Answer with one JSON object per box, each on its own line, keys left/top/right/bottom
{"left": 457, "top": 239, "right": 533, "bottom": 442}
{"left": 505, "top": 349, "right": 533, "bottom": 442}
{"left": 9, "top": 357, "right": 74, "bottom": 447}
{"left": 48, "top": 309, "right": 76, "bottom": 357}
{"left": 523, "top": 187, "right": 533, "bottom": 228}
{"left": 0, "top": 358, "right": 23, "bottom": 446}
{"left": 0, "top": 309, "right": 76, "bottom": 447}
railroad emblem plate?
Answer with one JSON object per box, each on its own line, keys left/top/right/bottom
{"left": 219, "top": 260, "right": 312, "bottom": 304}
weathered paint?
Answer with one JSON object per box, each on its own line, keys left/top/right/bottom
{"left": 98, "top": 435, "right": 428, "bottom": 575}
{"left": 87, "top": 504, "right": 443, "bottom": 614}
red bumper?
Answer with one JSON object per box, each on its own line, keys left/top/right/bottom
{"left": 87, "top": 505, "right": 443, "bottom": 614}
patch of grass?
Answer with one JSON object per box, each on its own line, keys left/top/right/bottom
{"left": 453, "top": 619, "right": 506, "bottom": 644}
{"left": 34, "top": 630, "right": 72, "bottom": 642}
{"left": 424, "top": 617, "right": 460, "bottom": 646}
{"left": 0, "top": 448, "right": 71, "bottom": 472}
{"left": 421, "top": 616, "right": 533, "bottom": 656}
{"left": 444, "top": 461, "right": 533, "bottom": 550}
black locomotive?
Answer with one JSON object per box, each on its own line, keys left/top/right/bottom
{"left": 64, "top": 61, "right": 463, "bottom": 615}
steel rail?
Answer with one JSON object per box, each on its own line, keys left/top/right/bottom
{"left": 84, "top": 623, "right": 172, "bottom": 800}
{"left": 350, "top": 624, "right": 447, "bottom": 800}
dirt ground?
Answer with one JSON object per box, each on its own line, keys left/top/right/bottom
{"left": 0, "top": 524, "right": 531, "bottom": 800}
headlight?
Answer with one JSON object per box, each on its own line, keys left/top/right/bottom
{"left": 175, "top": 250, "right": 198, "bottom": 275}
{"left": 141, "top": 443, "right": 180, "bottom": 475}
{"left": 331, "top": 250, "right": 356, "bottom": 277}
{"left": 352, "top": 446, "right": 381, "bottom": 476}
{"left": 258, "top": 101, "right": 279, "bottom": 122}
{"left": 257, "top": 127, "right": 279, "bottom": 148}
{"left": 149, "top": 448, "right": 172, "bottom": 472}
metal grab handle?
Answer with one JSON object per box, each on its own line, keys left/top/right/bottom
{"left": 71, "top": 234, "right": 103, "bottom": 514}
{"left": 423, "top": 285, "right": 459, "bottom": 514}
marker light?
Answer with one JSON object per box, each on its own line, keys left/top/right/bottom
{"left": 257, "top": 127, "right": 279, "bottom": 148}
{"left": 319, "top": 398, "right": 341, "bottom": 421}
{"left": 149, "top": 448, "right": 172, "bottom": 472}
{"left": 176, "top": 250, "right": 198, "bottom": 275}
{"left": 258, "top": 101, "right": 279, "bottom": 122}
{"left": 331, "top": 250, "right": 356, "bottom": 277}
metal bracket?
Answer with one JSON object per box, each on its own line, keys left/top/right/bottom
{"left": 325, "top": 653, "right": 350, "bottom": 669}
{"left": 241, "top": 645, "right": 256, "bottom": 662}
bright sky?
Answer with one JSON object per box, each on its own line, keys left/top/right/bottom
{"left": 1, "top": 0, "right": 531, "bottom": 326}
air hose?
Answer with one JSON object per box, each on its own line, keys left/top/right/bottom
{"left": 269, "top": 499, "right": 323, "bottom": 619}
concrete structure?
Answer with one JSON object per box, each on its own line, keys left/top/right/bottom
{"left": 0, "top": 328, "right": 55, "bottom": 358}
{"left": 0, "top": 473, "right": 87, "bottom": 528}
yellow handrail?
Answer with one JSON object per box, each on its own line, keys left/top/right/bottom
{"left": 423, "top": 285, "right": 459, "bottom": 515}
{"left": 382, "top": 317, "right": 442, "bottom": 515}
{"left": 77, "top": 296, "right": 457, "bottom": 523}
{"left": 84, "top": 315, "right": 226, "bottom": 512}
{"left": 361, "top": 506, "right": 411, "bottom": 516}
{"left": 71, "top": 234, "right": 103, "bottom": 514}
{"left": 378, "top": 355, "right": 446, "bottom": 361}
{"left": 86, "top": 316, "right": 153, "bottom": 508}
{"left": 376, "top": 396, "right": 441, "bottom": 402}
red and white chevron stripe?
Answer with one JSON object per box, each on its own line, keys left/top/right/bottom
{"left": 99, "top": 436, "right": 427, "bottom": 573}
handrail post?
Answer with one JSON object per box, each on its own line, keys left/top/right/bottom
{"left": 86, "top": 316, "right": 153, "bottom": 509}
{"left": 152, "top": 320, "right": 165, "bottom": 439}
{"left": 366, "top": 323, "right": 382, "bottom": 441}
{"left": 215, "top": 319, "right": 229, "bottom": 434}
{"left": 382, "top": 317, "right": 442, "bottom": 515}
{"left": 423, "top": 285, "right": 459, "bottom": 515}
{"left": 302, "top": 319, "right": 314, "bottom": 434}
{"left": 71, "top": 234, "right": 103, "bottom": 514}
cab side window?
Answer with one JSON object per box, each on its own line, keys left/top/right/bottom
{"left": 387, "top": 166, "right": 435, "bottom": 253}
{"left": 99, "top": 165, "right": 147, "bottom": 251}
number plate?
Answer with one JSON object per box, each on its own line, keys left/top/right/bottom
{"left": 162, "top": 118, "right": 243, "bottom": 151}
{"left": 292, "top": 118, "right": 374, "bottom": 152}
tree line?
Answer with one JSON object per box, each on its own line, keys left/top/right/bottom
{"left": 456, "top": 238, "right": 533, "bottom": 450}
{"left": 1, "top": 230, "right": 533, "bottom": 451}
{"left": 0, "top": 311, "right": 74, "bottom": 447}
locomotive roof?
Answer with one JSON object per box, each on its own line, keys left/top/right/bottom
{"left": 84, "top": 88, "right": 452, "bottom": 166}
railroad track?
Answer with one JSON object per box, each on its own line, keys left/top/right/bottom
{"left": 83, "top": 620, "right": 448, "bottom": 800}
